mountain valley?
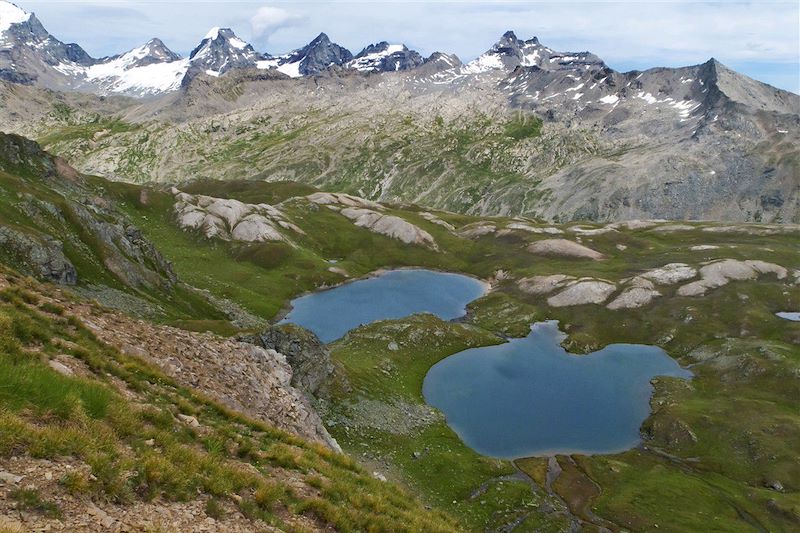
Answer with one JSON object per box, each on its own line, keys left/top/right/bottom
{"left": 0, "top": 1, "right": 798, "bottom": 531}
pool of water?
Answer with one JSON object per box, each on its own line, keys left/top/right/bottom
{"left": 280, "top": 269, "right": 487, "bottom": 343}
{"left": 776, "top": 312, "right": 800, "bottom": 321}
{"left": 423, "top": 321, "right": 692, "bottom": 459}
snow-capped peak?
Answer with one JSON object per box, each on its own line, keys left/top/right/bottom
{"left": 200, "top": 26, "right": 248, "bottom": 50}
{"left": 191, "top": 27, "right": 256, "bottom": 59}
{"left": 463, "top": 30, "right": 603, "bottom": 75}
{"left": 464, "top": 31, "right": 546, "bottom": 74}
{"left": 347, "top": 41, "right": 422, "bottom": 73}
{"left": 99, "top": 38, "right": 181, "bottom": 69}
{"left": 257, "top": 32, "right": 353, "bottom": 77}
{"left": 187, "top": 27, "right": 260, "bottom": 77}
{"left": 0, "top": 1, "right": 30, "bottom": 34}
{"left": 74, "top": 38, "right": 188, "bottom": 97}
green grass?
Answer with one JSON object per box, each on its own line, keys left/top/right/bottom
{"left": 0, "top": 270, "right": 460, "bottom": 531}
{"left": 2, "top": 132, "right": 800, "bottom": 530}
{"left": 504, "top": 114, "right": 543, "bottom": 140}
{"left": 10, "top": 488, "right": 62, "bottom": 519}
{"left": 37, "top": 118, "right": 138, "bottom": 147}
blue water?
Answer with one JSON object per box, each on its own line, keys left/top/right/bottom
{"left": 423, "top": 321, "right": 692, "bottom": 459}
{"left": 776, "top": 312, "right": 800, "bottom": 321}
{"left": 280, "top": 269, "right": 487, "bottom": 343}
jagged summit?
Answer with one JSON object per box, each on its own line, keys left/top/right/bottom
{"left": 0, "top": 0, "right": 94, "bottom": 85}
{"left": 463, "top": 30, "right": 603, "bottom": 74}
{"left": 188, "top": 27, "right": 259, "bottom": 76}
{"left": 290, "top": 32, "right": 353, "bottom": 75}
{"left": 348, "top": 41, "right": 423, "bottom": 72}
{"left": 0, "top": 2, "right": 796, "bottom": 120}
{"left": 256, "top": 32, "right": 353, "bottom": 77}
{"left": 309, "top": 32, "right": 331, "bottom": 45}
{"left": 101, "top": 38, "right": 181, "bottom": 68}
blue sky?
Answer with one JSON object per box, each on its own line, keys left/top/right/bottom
{"left": 17, "top": 1, "right": 800, "bottom": 93}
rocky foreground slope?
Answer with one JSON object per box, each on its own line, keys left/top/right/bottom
{"left": 0, "top": 131, "right": 798, "bottom": 530}
{"left": 0, "top": 267, "right": 458, "bottom": 532}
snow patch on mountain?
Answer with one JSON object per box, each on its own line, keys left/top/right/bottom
{"left": 86, "top": 57, "right": 189, "bottom": 95}
{"left": 463, "top": 53, "right": 504, "bottom": 74}
{"left": 0, "top": 1, "right": 29, "bottom": 35}
{"left": 256, "top": 56, "right": 302, "bottom": 78}
{"left": 348, "top": 43, "right": 404, "bottom": 71}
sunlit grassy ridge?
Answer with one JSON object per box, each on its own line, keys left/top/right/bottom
{"left": 0, "top": 270, "right": 458, "bottom": 531}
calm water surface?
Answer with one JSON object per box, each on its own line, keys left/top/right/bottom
{"left": 280, "top": 269, "right": 487, "bottom": 342}
{"left": 423, "top": 321, "right": 692, "bottom": 459}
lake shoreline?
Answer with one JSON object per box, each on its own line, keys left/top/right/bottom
{"left": 271, "top": 266, "right": 492, "bottom": 328}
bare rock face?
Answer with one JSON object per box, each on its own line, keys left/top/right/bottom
{"left": 458, "top": 223, "right": 496, "bottom": 238}
{"left": 420, "top": 212, "right": 455, "bottom": 231}
{"left": 517, "top": 274, "right": 575, "bottom": 295}
{"left": 73, "top": 307, "right": 340, "bottom": 451}
{"left": 0, "top": 226, "right": 77, "bottom": 284}
{"left": 506, "top": 223, "right": 563, "bottom": 234}
{"left": 71, "top": 202, "right": 177, "bottom": 291}
{"left": 307, "top": 192, "right": 382, "bottom": 210}
{"left": 607, "top": 287, "right": 661, "bottom": 309}
{"left": 677, "top": 259, "right": 788, "bottom": 296}
{"left": 641, "top": 263, "right": 698, "bottom": 285}
{"left": 340, "top": 207, "right": 437, "bottom": 248}
{"left": 305, "top": 192, "right": 437, "bottom": 247}
{"left": 547, "top": 280, "right": 616, "bottom": 307}
{"left": 241, "top": 324, "right": 334, "bottom": 399}
{"left": 527, "top": 239, "right": 604, "bottom": 260}
{"left": 173, "top": 188, "right": 303, "bottom": 242}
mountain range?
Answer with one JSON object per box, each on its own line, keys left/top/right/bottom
{"left": 0, "top": 1, "right": 439, "bottom": 96}
{"left": 0, "top": 0, "right": 798, "bottom": 223}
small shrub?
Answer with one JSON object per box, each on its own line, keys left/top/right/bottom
{"left": 254, "top": 482, "right": 286, "bottom": 509}
{"left": 205, "top": 498, "right": 225, "bottom": 520}
{"left": 60, "top": 471, "right": 91, "bottom": 495}
{"left": 39, "top": 302, "right": 65, "bottom": 315}
{"left": 203, "top": 436, "right": 226, "bottom": 456}
{"left": 10, "top": 488, "right": 61, "bottom": 518}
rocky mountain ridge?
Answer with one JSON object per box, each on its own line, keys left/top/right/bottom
{"left": 0, "top": 1, "right": 797, "bottom": 223}
{"left": 0, "top": 1, "right": 436, "bottom": 96}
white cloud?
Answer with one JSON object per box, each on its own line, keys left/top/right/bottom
{"left": 250, "top": 6, "right": 302, "bottom": 39}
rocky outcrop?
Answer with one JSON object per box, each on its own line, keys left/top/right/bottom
{"left": 307, "top": 192, "right": 382, "bottom": 209}
{"left": 547, "top": 279, "right": 616, "bottom": 307}
{"left": 348, "top": 42, "right": 423, "bottom": 73}
{"left": 607, "top": 286, "right": 661, "bottom": 310}
{"left": 307, "top": 192, "right": 436, "bottom": 247}
{"left": 70, "top": 201, "right": 177, "bottom": 291}
{"left": 172, "top": 188, "right": 303, "bottom": 243}
{"left": 678, "top": 259, "right": 788, "bottom": 296}
{"left": 419, "top": 212, "right": 455, "bottom": 231}
{"left": 0, "top": 226, "right": 77, "bottom": 284}
{"left": 458, "top": 222, "right": 496, "bottom": 238}
{"left": 71, "top": 306, "right": 339, "bottom": 451}
{"left": 507, "top": 223, "right": 563, "bottom": 234}
{"left": 527, "top": 239, "right": 604, "bottom": 260}
{"left": 640, "top": 263, "right": 698, "bottom": 285}
{"left": 241, "top": 324, "right": 334, "bottom": 399}
{"left": 517, "top": 274, "right": 575, "bottom": 295}
{"left": 340, "top": 207, "right": 437, "bottom": 248}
